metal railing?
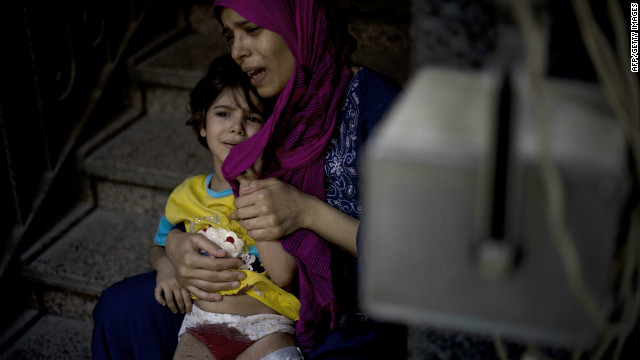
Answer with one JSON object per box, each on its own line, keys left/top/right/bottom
{"left": 0, "top": 0, "right": 162, "bottom": 276}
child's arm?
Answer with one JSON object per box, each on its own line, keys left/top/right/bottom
{"left": 254, "top": 240, "right": 297, "bottom": 290}
{"left": 148, "top": 242, "right": 193, "bottom": 314}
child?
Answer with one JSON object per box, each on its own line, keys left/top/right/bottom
{"left": 148, "top": 54, "right": 303, "bottom": 360}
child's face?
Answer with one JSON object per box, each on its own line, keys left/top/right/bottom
{"left": 200, "top": 87, "right": 265, "bottom": 168}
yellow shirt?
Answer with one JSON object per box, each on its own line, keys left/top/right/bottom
{"left": 165, "top": 174, "right": 300, "bottom": 321}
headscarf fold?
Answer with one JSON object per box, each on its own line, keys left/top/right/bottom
{"left": 213, "top": 0, "right": 356, "bottom": 352}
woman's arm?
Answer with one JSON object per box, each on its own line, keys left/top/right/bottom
{"left": 232, "top": 178, "right": 359, "bottom": 256}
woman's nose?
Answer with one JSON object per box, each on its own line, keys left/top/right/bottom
{"left": 230, "top": 35, "right": 250, "bottom": 61}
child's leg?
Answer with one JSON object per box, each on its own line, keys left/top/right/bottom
{"left": 237, "top": 333, "right": 302, "bottom": 360}
{"left": 174, "top": 333, "right": 216, "bottom": 360}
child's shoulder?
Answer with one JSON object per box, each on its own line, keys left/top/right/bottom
{"left": 182, "top": 174, "right": 208, "bottom": 185}
{"left": 171, "top": 174, "right": 209, "bottom": 196}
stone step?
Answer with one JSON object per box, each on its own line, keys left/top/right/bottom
{"left": 0, "top": 315, "right": 91, "bottom": 360}
{"left": 131, "top": 31, "right": 229, "bottom": 90}
{"left": 83, "top": 112, "right": 211, "bottom": 215}
{"left": 22, "top": 207, "right": 157, "bottom": 321}
{"left": 82, "top": 34, "right": 218, "bottom": 212}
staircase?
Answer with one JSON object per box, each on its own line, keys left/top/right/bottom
{"left": 0, "top": 3, "right": 410, "bottom": 358}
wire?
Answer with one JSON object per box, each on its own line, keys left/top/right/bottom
{"left": 515, "top": 0, "right": 608, "bottom": 334}
{"left": 572, "top": 0, "right": 640, "bottom": 178}
{"left": 610, "top": 209, "right": 640, "bottom": 359}
{"left": 493, "top": 333, "right": 510, "bottom": 360}
{"left": 570, "top": 0, "right": 640, "bottom": 359}
{"left": 606, "top": 0, "right": 640, "bottom": 124}
{"left": 515, "top": 0, "right": 640, "bottom": 358}
{"left": 513, "top": 0, "right": 640, "bottom": 359}
{"left": 492, "top": 2, "right": 638, "bottom": 359}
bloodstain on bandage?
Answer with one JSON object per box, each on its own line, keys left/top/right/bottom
{"left": 187, "top": 323, "right": 256, "bottom": 360}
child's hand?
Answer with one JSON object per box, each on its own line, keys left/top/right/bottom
{"left": 154, "top": 257, "right": 193, "bottom": 314}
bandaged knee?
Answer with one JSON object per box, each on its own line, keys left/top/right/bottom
{"left": 260, "top": 346, "right": 304, "bottom": 360}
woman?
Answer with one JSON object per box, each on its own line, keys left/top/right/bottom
{"left": 92, "top": 0, "right": 406, "bottom": 358}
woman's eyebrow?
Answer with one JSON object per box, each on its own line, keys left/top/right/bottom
{"left": 222, "top": 19, "right": 252, "bottom": 34}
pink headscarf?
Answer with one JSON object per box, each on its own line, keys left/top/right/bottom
{"left": 213, "top": 0, "right": 356, "bottom": 352}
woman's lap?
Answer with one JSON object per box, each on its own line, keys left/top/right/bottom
{"left": 91, "top": 271, "right": 185, "bottom": 360}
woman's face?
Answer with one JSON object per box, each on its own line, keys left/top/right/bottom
{"left": 220, "top": 8, "right": 295, "bottom": 99}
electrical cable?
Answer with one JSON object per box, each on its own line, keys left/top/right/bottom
{"left": 515, "top": 0, "right": 608, "bottom": 333}
{"left": 481, "top": 1, "right": 638, "bottom": 358}
{"left": 514, "top": 0, "right": 640, "bottom": 359}
{"left": 572, "top": 0, "right": 640, "bottom": 177}
{"left": 571, "top": 0, "right": 640, "bottom": 359}
{"left": 493, "top": 333, "right": 510, "bottom": 360}
{"left": 512, "top": 1, "right": 640, "bottom": 360}
{"left": 606, "top": 0, "right": 640, "bottom": 124}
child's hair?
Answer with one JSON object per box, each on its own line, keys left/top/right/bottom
{"left": 186, "top": 54, "right": 273, "bottom": 149}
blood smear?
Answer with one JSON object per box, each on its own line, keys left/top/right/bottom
{"left": 187, "top": 323, "right": 256, "bottom": 360}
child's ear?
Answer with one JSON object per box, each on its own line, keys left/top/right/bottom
{"left": 200, "top": 128, "right": 206, "bottom": 137}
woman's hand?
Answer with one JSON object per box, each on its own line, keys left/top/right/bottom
{"left": 233, "top": 177, "right": 360, "bottom": 256}
{"left": 232, "top": 178, "right": 314, "bottom": 241}
{"left": 165, "top": 230, "right": 246, "bottom": 302}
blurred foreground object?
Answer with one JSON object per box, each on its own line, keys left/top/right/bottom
{"left": 361, "top": 66, "right": 630, "bottom": 350}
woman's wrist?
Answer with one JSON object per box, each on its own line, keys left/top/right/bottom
{"left": 300, "top": 194, "right": 359, "bottom": 256}
{"left": 299, "top": 192, "right": 321, "bottom": 232}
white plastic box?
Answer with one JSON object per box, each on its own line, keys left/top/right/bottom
{"left": 360, "top": 67, "right": 629, "bottom": 349}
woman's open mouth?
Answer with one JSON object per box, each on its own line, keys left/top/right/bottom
{"left": 247, "top": 68, "right": 266, "bottom": 86}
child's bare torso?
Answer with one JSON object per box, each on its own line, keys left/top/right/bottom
{"left": 196, "top": 293, "right": 278, "bottom": 316}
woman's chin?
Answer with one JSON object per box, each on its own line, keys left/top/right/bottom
{"left": 256, "top": 85, "right": 277, "bottom": 99}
